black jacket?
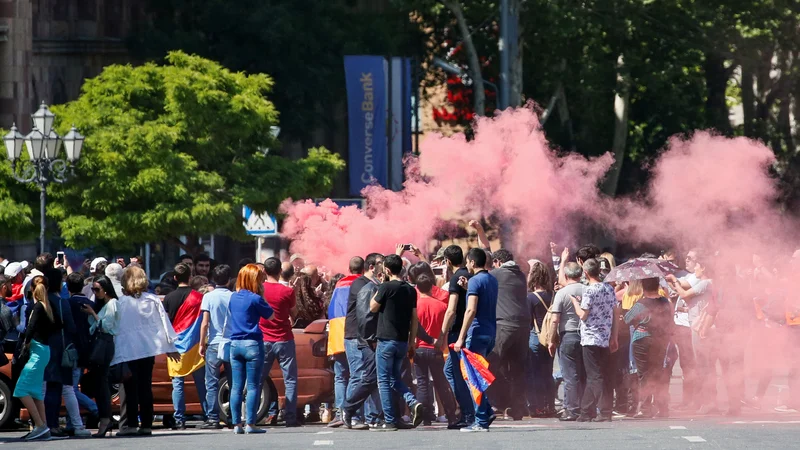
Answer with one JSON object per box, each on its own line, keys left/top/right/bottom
{"left": 355, "top": 281, "right": 379, "bottom": 348}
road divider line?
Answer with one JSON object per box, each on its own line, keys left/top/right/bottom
{"left": 316, "top": 431, "right": 334, "bottom": 434}
{"left": 314, "top": 440, "right": 334, "bottom": 446}
{"left": 682, "top": 436, "right": 706, "bottom": 443}
{"left": 670, "top": 426, "right": 687, "bottom": 430}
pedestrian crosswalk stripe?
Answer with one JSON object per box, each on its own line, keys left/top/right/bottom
{"left": 682, "top": 436, "right": 706, "bottom": 443}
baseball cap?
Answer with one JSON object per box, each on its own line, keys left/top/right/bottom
{"left": 432, "top": 247, "right": 446, "bottom": 262}
{"left": 289, "top": 254, "right": 304, "bottom": 263}
{"left": 3, "top": 262, "right": 23, "bottom": 278}
{"left": 90, "top": 257, "right": 108, "bottom": 272}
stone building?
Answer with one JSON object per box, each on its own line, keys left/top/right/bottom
{"left": 0, "top": 0, "right": 137, "bottom": 131}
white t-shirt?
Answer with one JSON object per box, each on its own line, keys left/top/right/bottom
{"left": 673, "top": 273, "right": 699, "bottom": 327}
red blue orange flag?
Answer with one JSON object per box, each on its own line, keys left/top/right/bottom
{"left": 167, "top": 290, "right": 205, "bottom": 377}
{"left": 455, "top": 347, "right": 495, "bottom": 405}
{"left": 326, "top": 275, "right": 360, "bottom": 356}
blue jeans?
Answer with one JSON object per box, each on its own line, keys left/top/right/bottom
{"left": 172, "top": 368, "right": 208, "bottom": 423}
{"left": 66, "top": 367, "right": 98, "bottom": 430}
{"left": 559, "top": 331, "right": 584, "bottom": 415}
{"left": 375, "top": 340, "right": 417, "bottom": 425}
{"left": 344, "top": 338, "right": 381, "bottom": 423}
{"left": 230, "top": 339, "right": 265, "bottom": 425}
{"left": 263, "top": 340, "right": 298, "bottom": 424}
{"left": 333, "top": 353, "right": 349, "bottom": 419}
{"left": 205, "top": 343, "right": 230, "bottom": 423}
{"left": 466, "top": 333, "right": 495, "bottom": 427}
{"left": 526, "top": 331, "right": 555, "bottom": 412}
{"left": 444, "top": 332, "right": 475, "bottom": 424}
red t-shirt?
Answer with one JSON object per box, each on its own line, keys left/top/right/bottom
{"left": 416, "top": 290, "right": 448, "bottom": 349}
{"left": 260, "top": 282, "right": 296, "bottom": 342}
{"left": 428, "top": 285, "right": 449, "bottom": 304}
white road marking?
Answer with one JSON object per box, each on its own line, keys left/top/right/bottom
{"left": 316, "top": 431, "right": 334, "bottom": 434}
{"left": 314, "top": 440, "right": 334, "bottom": 446}
{"left": 682, "top": 436, "right": 706, "bottom": 443}
{"left": 732, "top": 420, "right": 800, "bottom": 424}
{"left": 670, "top": 426, "right": 687, "bottom": 430}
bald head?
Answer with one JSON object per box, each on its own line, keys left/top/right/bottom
{"left": 349, "top": 257, "right": 365, "bottom": 275}
{"left": 280, "top": 262, "right": 295, "bottom": 282}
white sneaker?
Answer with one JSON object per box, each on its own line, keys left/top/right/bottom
{"left": 73, "top": 427, "right": 92, "bottom": 437}
{"left": 775, "top": 405, "right": 799, "bottom": 413}
{"left": 437, "top": 415, "right": 448, "bottom": 423}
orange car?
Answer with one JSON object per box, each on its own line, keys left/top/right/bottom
{"left": 0, "top": 355, "right": 15, "bottom": 428}
{"left": 18, "top": 319, "right": 333, "bottom": 426}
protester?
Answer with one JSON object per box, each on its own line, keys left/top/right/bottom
{"left": 487, "top": 249, "right": 529, "bottom": 420}
{"left": 570, "top": 258, "right": 620, "bottom": 422}
{"left": 227, "top": 264, "right": 274, "bottom": 434}
{"left": 624, "top": 277, "right": 673, "bottom": 418}
{"left": 82, "top": 275, "right": 120, "bottom": 436}
{"left": 668, "top": 254, "right": 715, "bottom": 414}
{"left": 163, "top": 263, "right": 208, "bottom": 430}
{"left": 104, "top": 263, "right": 125, "bottom": 298}
{"left": 550, "top": 262, "right": 585, "bottom": 421}
{"left": 526, "top": 259, "right": 557, "bottom": 417}
{"left": 409, "top": 265, "right": 458, "bottom": 428}
{"left": 13, "top": 276, "right": 56, "bottom": 441}
{"left": 64, "top": 273, "right": 99, "bottom": 435}
{"left": 666, "top": 250, "right": 698, "bottom": 410}
{"left": 195, "top": 253, "right": 212, "bottom": 278}
{"left": 294, "top": 273, "right": 325, "bottom": 328}
{"left": 199, "top": 265, "right": 234, "bottom": 430}
{"left": 369, "top": 254, "right": 423, "bottom": 431}
{"left": 439, "top": 245, "right": 475, "bottom": 428}
{"left": 261, "top": 257, "right": 300, "bottom": 427}
{"left": 113, "top": 265, "right": 180, "bottom": 436}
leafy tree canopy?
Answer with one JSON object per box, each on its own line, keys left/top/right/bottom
{"left": 49, "top": 51, "right": 344, "bottom": 254}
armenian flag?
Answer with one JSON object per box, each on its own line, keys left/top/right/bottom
{"left": 326, "top": 275, "right": 360, "bottom": 356}
{"left": 167, "top": 290, "right": 205, "bottom": 377}
{"left": 457, "top": 347, "right": 496, "bottom": 405}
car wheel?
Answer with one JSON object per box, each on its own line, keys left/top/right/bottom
{"left": 0, "top": 378, "right": 12, "bottom": 429}
{"left": 218, "top": 375, "right": 271, "bottom": 425}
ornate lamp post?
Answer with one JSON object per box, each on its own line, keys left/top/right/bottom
{"left": 3, "top": 102, "right": 84, "bottom": 253}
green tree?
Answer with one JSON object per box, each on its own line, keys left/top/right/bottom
{"left": 0, "top": 158, "right": 35, "bottom": 239}
{"left": 49, "top": 51, "right": 344, "bottom": 255}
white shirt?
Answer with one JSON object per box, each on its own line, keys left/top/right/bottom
{"left": 674, "top": 273, "right": 699, "bottom": 327}
{"left": 90, "top": 298, "right": 121, "bottom": 335}
{"left": 112, "top": 292, "right": 178, "bottom": 365}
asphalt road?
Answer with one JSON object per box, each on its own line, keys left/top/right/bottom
{"left": 2, "top": 413, "right": 800, "bottom": 450}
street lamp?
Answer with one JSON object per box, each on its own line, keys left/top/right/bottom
{"left": 3, "top": 102, "right": 84, "bottom": 253}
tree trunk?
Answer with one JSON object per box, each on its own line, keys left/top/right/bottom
{"left": 171, "top": 235, "right": 204, "bottom": 258}
{"left": 509, "top": 0, "right": 524, "bottom": 107}
{"left": 703, "top": 50, "right": 733, "bottom": 136}
{"left": 740, "top": 58, "right": 756, "bottom": 137}
{"left": 442, "top": 0, "right": 486, "bottom": 116}
{"left": 602, "top": 54, "right": 631, "bottom": 197}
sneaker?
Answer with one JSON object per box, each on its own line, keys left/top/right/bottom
{"left": 73, "top": 427, "right": 92, "bottom": 437}
{"left": 116, "top": 426, "right": 139, "bottom": 437}
{"left": 25, "top": 425, "right": 51, "bottom": 441}
{"left": 137, "top": 428, "right": 152, "bottom": 436}
{"left": 396, "top": 421, "right": 415, "bottom": 430}
{"left": 172, "top": 420, "right": 187, "bottom": 430}
{"left": 49, "top": 428, "right": 69, "bottom": 439}
{"left": 775, "top": 405, "right": 799, "bottom": 413}
{"left": 246, "top": 425, "right": 266, "bottom": 434}
{"left": 264, "top": 414, "right": 278, "bottom": 426}
{"left": 201, "top": 421, "right": 224, "bottom": 430}
{"left": 233, "top": 426, "right": 245, "bottom": 435}
{"left": 612, "top": 411, "right": 626, "bottom": 419}
{"left": 411, "top": 403, "right": 424, "bottom": 427}
{"left": 460, "top": 423, "right": 489, "bottom": 432}
{"left": 447, "top": 421, "right": 468, "bottom": 430}
{"left": 487, "top": 414, "right": 497, "bottom": 427}
{"left": 576, "top": 415, "right": 593, "bottom": 422}
{"left": 350, "top": 419, "right": 369, "bottom": 431}
{"left": 327, "top": 418, "right": 344, "bottom": 428}
{"left": 559, "top": 413, "right": 579, "bottom": 422}
{"left": 437, "top": 415, "right": 448, "bottom": 423}
{"left": 592, "top": 415, "right": 612, "bottom": 422}
{"left": 742, "top": 397, "right": 762, "bottom": 410}
{"left": 370, "top": 423, "right": 398, "bottom": 431}
{"left": 696, "top": 404, "right": 717, "bottom": 415}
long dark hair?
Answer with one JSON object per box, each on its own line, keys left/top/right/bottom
{"left": 93, "top": 275, "right": 118, "bottom": 309}
{"left": 527, "top": 259, "right": 554, "bottom": 296}
{"left": 295, "top": 273, "right": 324, "bottom": 325}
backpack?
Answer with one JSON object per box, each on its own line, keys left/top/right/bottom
{"left": 532, "top": 292, "right": 560, "bottom": 348}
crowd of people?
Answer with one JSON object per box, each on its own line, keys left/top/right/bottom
{"left": 0, "top": 225, "right": 798, "bottom": 439}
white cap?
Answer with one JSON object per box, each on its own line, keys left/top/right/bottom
{"left": 90, "top": 257, "right": 108, "bottom": 272}
{"left": 3, "top": 262, "right": 23, "bottom": 278}
{"left": 20, "top": 261, "right": 29, "bottom": 270}
{"left": 0, "top": 259, "right": 8, "bottom": 268}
